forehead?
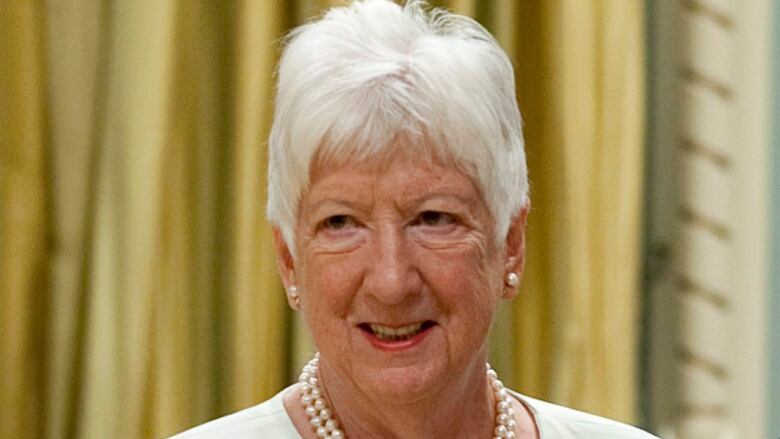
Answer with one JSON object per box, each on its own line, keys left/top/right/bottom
{"left": 304, "top": 149, "right": 484, "bottom": 208}
{"left": 310, "top": 132, "right": 473, "bottom": 184}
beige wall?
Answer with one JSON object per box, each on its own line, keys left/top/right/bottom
{"left": 646, "top": 0, "right": 774, "bottom": 437}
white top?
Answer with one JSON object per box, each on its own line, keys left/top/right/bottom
{"left": 170, "top": 386, "right": 659, "bottom": 438}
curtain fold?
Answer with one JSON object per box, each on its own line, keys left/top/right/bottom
{"left": 226, "top": 0, "right": 289, "bottom": 415}
{"left": 0, "top": 0, "right": 646, "bottom": 437}
{"left": 508, "top": 0, "right": 646, "bottom": 422}
{"left": 0, "top": 2, "right": 50, "bottom": 438}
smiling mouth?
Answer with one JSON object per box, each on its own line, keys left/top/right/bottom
{"left": 359, "top": 321, "right": 436, "bottom": 341}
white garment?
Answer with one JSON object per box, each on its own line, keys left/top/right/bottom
{"left": 170, "top": 386, "right": 659, "bottom": 438}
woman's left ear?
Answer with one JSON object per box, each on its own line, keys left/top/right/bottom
{"left": 502, "top": 197, "right": 530, "bottom": 300}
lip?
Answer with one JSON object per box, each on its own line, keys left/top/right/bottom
{"left": 358, "top": 320, "right": 437, "bottom": 352}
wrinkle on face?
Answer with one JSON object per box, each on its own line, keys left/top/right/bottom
{"left": 291, "top": 145, "right": 508, "bottom": 408}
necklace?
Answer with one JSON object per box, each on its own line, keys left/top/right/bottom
{"left": 298, "top": 352, "right": 518, "bottom": 439}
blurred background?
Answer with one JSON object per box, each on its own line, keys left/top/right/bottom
{"left": 0, "top": 0, "right": 777, "bottom": 438}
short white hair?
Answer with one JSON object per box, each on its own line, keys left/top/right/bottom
{"left": 267, "top": 0, "right": 528, "bottom": 251}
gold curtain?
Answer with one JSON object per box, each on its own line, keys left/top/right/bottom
{"left": 0, "top": 0, "right": 645, "bottom": 437}
{"left": 506, "top": 1, "right": 646, "bottom": 423}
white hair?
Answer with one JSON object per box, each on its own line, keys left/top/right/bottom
{"left": 267, "top": 0, "right": 528, "bottom": 251}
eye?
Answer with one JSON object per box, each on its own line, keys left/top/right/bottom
{"left": 320, "top": 214, "right": 357, "bottom": 231}
{"left": 414, "top": 211, "right": 457, "bottom": 227}
{"left": 313, "top": 213, "right": 364, "bottom": 252}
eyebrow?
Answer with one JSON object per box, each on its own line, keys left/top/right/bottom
{"left": 406, "top": 191, "right": 475, "bottom": 207}
{"left": 310, "top": 191, "right": 472, "bottom": 210}
{"left": 303, "top": 188, "right": 481, "bottom": 221}
{"left": 304, "top": 198, "right": 372, "bottom": 219}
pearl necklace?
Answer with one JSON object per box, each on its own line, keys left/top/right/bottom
{"left": 298, "top": 353, "right": 518, "bottom": 439}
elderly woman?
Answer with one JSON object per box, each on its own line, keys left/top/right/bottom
{"left": 173, "top": 1, "right": 657, "bottom": 438}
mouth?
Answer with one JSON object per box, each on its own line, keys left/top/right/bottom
{"left": 358, "top": 320, "right": 437, "bottom": 347}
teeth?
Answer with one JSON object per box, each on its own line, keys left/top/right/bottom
{"left": 369, "top": 322, "right": 424, "bottom": 341}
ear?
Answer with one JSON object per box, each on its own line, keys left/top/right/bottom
{"left": 502, "top": 197, "right": 530, "bottom": 300}
{"left": 272, "top": 227, "right": 297, "bottom": 293}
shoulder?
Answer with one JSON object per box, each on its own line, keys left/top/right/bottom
{"left": 168, "top": 386, "right": 300, "bottom": 439}
{"left": 510, "top": 390, "right": 660, "bottom": 439}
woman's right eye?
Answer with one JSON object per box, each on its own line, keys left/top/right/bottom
{"left": 320, "top": 215, "right": 357, "bottom": 231}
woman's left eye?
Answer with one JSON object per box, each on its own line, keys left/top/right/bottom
{"left": 414, "top": 211, "right": 457, "bottom": 227}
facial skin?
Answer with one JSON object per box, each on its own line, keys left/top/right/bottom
{"left": 274, "top": 147, "right": 530, "bottom": 437}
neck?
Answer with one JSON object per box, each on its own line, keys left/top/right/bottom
{"left": 318, "top": 358, "right": 495, "bottom": 439}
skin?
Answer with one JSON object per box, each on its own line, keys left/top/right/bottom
{"left": 273, "top": 148, "right": 535, "bottom": 439}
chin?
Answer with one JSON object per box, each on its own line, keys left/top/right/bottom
{"left": 356, "top": 359, "right": 446, "bottom": 403}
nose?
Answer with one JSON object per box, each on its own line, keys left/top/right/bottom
{"left": 364, "top": 225, "right": 421, "bottom": 305}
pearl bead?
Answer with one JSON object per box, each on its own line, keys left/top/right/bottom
{"left": 299, "top": 354, "right": 516, "bottom": 439}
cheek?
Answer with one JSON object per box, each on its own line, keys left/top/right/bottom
{"left": 421, "top": 244, "right": 502, "bottom": 321}
{"left": 301, "top": 252, "right": 364, "bottom": 316}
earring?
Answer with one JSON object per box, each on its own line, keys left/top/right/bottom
{"left": 505, "top": 272, "right": 519, "bottom": 287}
{"left": 288, "top": 285, "right": 300, "bottom": 309}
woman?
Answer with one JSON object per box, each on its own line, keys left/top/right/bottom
{"left": 173, "top": 1, "right": 658, "bottom": 438}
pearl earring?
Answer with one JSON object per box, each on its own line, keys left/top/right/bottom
{"left": 506, "top": 272, "right": 519, "bottom": 287}
{"left": 288, "top": 285, "right": 300, "bottom": 309}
